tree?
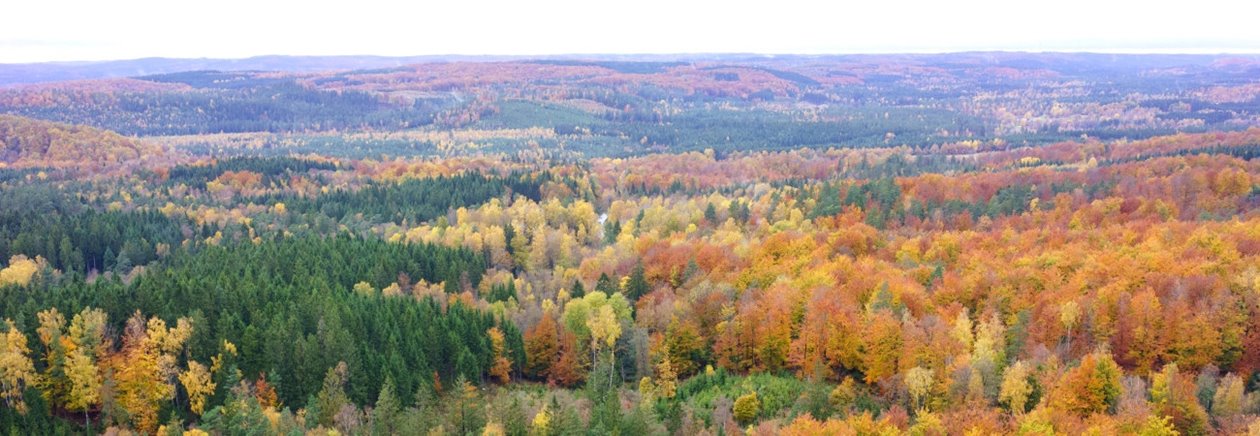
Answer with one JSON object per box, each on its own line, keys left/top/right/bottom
{"left": 623, "top": 263, "right": 650, "bottom": 302}
{"left": 315, "top": 361, "right": 350, "bottom": 428}
{"left": 1051, "top": 351, "right": 1122, "bottom": 417}
{"left": 973, "top": 313, "right": 1006, "bottom": 371}
{"left": 524, "top": 315, "right": 559, "bottom": 379}
{"left": 586, "top": 305, "right": 623, "bottom": 388}
{"left": 253, "top": 373, "right": 279, "bottom": 410}
{"left": 1137, "top": 415, "right": 1178, "bottom": 436}
{"left": 810, "top": 183, "right": 841, "bottom": 218}
{"left": 110, "top": 313, "right": 192, "bottom": 433}
{"left": 353, "top": 281, "right": 377, "bottom": 297}
{"left": 178, "top": 361, "right": 216, "bottom": 416}
{"left": 999, "top": 360, "right": 1032, "bottom": 415}
{"left": 548, "top": 331, "right": 585, "bottom": 387}
{"left": 1210, "top": 373, "right": 1245, "bottom": 418}
{"left": 733, "top": 392, "right": 760, "bottom": 425}
{"left": 0, "top": 255, "right": 40, "bottom": 286}
{"left": 488, "top": 327, "right": 512, "bottom": 384}
{"left": 830, "top": 377, "right": 858, "bottom": 415}
{"left": 861, "top": 312, "right": 902, "bottom": 383}
{"left": 603, "top": 219, "right": 621, "bottom": 245}
{"left": 665, "top": 316, "right": 705, "bottom": 378}
{"left": 951, "top": 310, "right": 974, "bottom": 353}
{"left": 64, "top": 347, "right": 102, "bottom": 426}
{"left": 64, "top": 307, "right": 107, "bottom": 425}
{"left": 371, "top": 376, "right": 401, "bottom": 435}
{"left": 450, "top": 376, "right": 485, "bottom": 435}
{"left": 595, "top": 273, "right": 617, "bottom": 295}
{"left": 0, "top": 319, "right": 37, "bottom": 414}
{"left": 704, "top": 203, "right": 719, "bottom": 224}
{"left": 562, "top": 291, "right": 631, "bottom": 358}
{"left": 35, "top": 308, "right": 68, "bottom": 405}
{"left": 654, "top": 351, "right": 677, "bottom": 400}
{"left": 1060, "top": 301, "right": 1080, "bottom": 347}
{"left": 1150, "top": 363, "right": 1210, "bottom": 435}
{"left": 905, "top": 366, "right": 933, "bottom": 412}
{"left": 530, "top": 403, "right": 551, "bottom": 435}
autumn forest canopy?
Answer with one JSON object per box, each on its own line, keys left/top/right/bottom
{"left": 0, "top": 52, "right": 1259, "bottom": 435}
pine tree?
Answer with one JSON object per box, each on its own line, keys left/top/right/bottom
{"left": 624, "top": 263, "right": 649, "bottom": 302}
{"left": 371, "top": 376, "right": 400, "bottom": 435}
{"left": 450, "top": 376, "right": 485, "bottom": 435}
{"left": 315, "top": 361, "right": 349, "bottom": 428}
{"left": 595, "top": 273, "right": 617, "bottom": 295}
{"left": 603, "top": 219, "right": 620, "bottom": 245}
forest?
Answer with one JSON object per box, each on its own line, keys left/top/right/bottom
{"left": 0, "top": 54, "right": 1259, "bottom": 435}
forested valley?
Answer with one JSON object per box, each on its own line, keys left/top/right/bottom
{"left": 1, "top": 54, "right": 1259, "bottom": 435}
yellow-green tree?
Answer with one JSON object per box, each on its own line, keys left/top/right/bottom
{"left": 35, "top": 308, "right": 68, "bottom": 404}
{"left": 64, "top": 307, "right": 107, "bottom": 425}
{"left": 562, "top": 291, "right": 630, "bottom": 367}
{"left": 1210, "top": 373, "right": 1245, "bottom": 418}
{"left": 999, "top": 360, "right": 1032, "bottom": 415}
{"left": 733, "top": 391, "right": 760, "bottom": 425}
{"left": 904, "top": 366, "right": 934, "bottom": 412}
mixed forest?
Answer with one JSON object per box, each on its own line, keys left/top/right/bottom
{"left": 0, "top": 53, "right": 1259, "bottom": 435}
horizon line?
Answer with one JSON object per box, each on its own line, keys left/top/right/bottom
{"left": 5, "top": 49, "right": 1260, "bottom": 66}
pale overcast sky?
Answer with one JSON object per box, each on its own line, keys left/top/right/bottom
{"left": 3, "top": 0, "right": 1259, "bottom": 63}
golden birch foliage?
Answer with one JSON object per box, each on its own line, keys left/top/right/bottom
{"left": 0, "top": 319, "right": 37, "bottom": 414}
{"left": 64, "top": 306, "right": 109, "bottom": 416}
{"left": 905, "top": 366, "right": 934, "bottom": 411}
{"left": 0, "top": 255, "right": 39, "bottom": 286}
{"left": 63, "top": 348, "right": 101, "bottom": 415}
{"left": 586, "top": 304, "right": 622, "bottom": 351}
{"left": 951, "top": 310, "right": 974, "bottom": 353}
{"left": 178, "top": 361, "right": 216, "bottom": 415}
{"left": 999, "top": 360, "right": 1033, "bottom": 415}
{"left": 973, "top": 313, "right": 1006, "bottom": 369}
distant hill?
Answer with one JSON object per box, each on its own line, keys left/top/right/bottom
{"left": 0, "top": 55, "right": 532, "bottom": 87}
{"left": 0, "top": 114, "right": 159, "bottom": 167}
{"left": 2, "top": 53, "right": 1258, "bottom": 155}
{"left": 5, "top": 52, "right": 1258, "bottom": 88}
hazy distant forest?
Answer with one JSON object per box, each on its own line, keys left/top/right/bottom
{"left": 0, "top": 53, "right": 1259, "bottom": 435}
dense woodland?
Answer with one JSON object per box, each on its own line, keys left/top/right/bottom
{"left": 0, "top": 55, "right": 1259, "bottom": 435}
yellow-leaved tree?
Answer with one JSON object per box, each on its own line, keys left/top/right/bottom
{"left": 0, "top": 319, "right": 38, "bottom": 414}
{"left": 64, "top": 308, "right": 107, "bottom": 427}
{"left": 110, "top": 312, "right": 192, "bottom": 433}
{"left": 0, "top": 255, "right": 40, "bottom": 287}
{"left": 178, "top": 361, "right": 216, "bottom": 416}
{"left": 487, "top": 327, "right": 512, "bottom": 384}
